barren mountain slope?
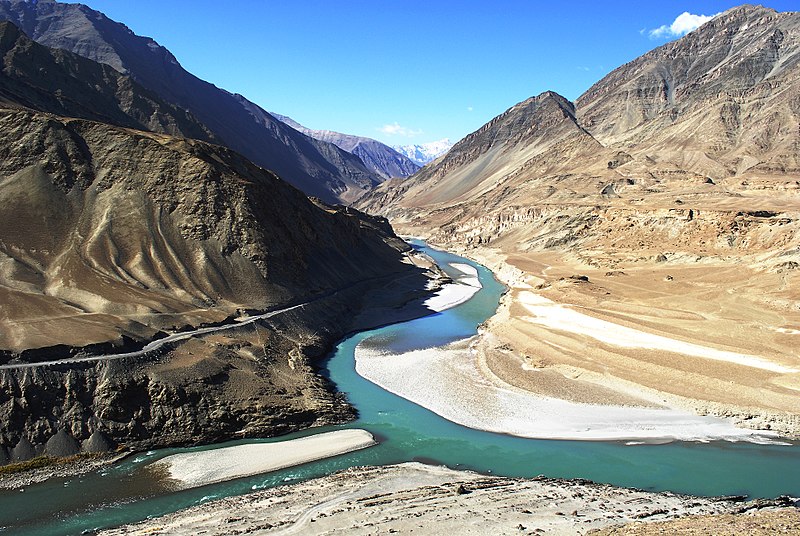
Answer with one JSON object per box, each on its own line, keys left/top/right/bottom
{"left": 0, "top": 0, "right": 382, "bottom": 204}
{"left": 358, "top": 91, "right": 607, "bottom": 213}
{"left": 0, "top": 21, "right": 213, "bottom": 141}
{"left": 577, "top": 5, "right": 800, "bottom": 158}
{"left": 0, "top": 107, "right": 416, "bottom": 354}
{"left": 356, "top": 5, "right": 800, "bottom": 435}
{"left": 0, "top": 103, "right": 437, "bottom": 462}
{"left": 272, "top": 113, "right": 421, "bottom": 179}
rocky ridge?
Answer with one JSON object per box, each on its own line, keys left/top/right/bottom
{"left": 272, "top": 113, "right": 421, "bottom": 179}
{"left": 0, "top": 21, "right": 213, "bottom": 142}
{"left": 98, "top": 463, "right": 800, "bottom": 536}
{"left": 0, "top": 0, "right": 384, "bottom": 204}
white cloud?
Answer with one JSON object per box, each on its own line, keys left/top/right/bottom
{"left": 467, "top": 106, "right": 474, "bottom": 112}
{"left": 378, "top": 122, "right": 423, "bottom": 137}
{"left": 648, "top": 11, "right": 719, "bottom": 39}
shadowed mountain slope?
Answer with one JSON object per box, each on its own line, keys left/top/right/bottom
{"left": 0, "top": 0, "right": 382, "bottom": 204}
{"left": 0, "top": 106, "right": 415, "bottom": 354}
{"left": 272, "top": 113, "right": 420, "bottom": 180}
{"left": 0, "top": 20, "right": 214, "bottom": 140}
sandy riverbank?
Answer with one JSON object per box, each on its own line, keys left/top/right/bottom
{"left": 428, "top": 244, "right": 800, "bottom": 438}
{"left": 355, "top": 338, "right": 778, "bottom": 442}
{"left": 150, "top": 429, "right": 376, "bottom": 489}
{"left": 100, "top": 462, "right": 799, "bottom": 535}
{"left": 422, "top": 261, "right": 483, "bottom": 312}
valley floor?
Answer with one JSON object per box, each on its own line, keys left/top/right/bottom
{"left": 99, "top": 462, "right": 799, "bottom": 536}
{"left": 453, "top": 244, "right": 800, "bottom": 438}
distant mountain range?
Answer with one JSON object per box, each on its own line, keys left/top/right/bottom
{"left": 392, "top": 139, "right": 454, "bottom": 166}
{"left": 271, "top": 114, "right": 420, "bottom": 180}
{"left": 0, "top": 0, "right": 383, "bottom": 204}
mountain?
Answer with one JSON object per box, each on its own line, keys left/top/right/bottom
{"left": 357, "top": 5, "right": 800, "bottom": 435}
{"left": 0, "top": 0, "right": 383, "bottom": 204}
{"left": 0, "top": 20, "right": 434, "bottom": 461}
{"left": 393, "top": 139, "right": 454, "bottom": 166}
{"left": 360, "top": 92, "right": 601, "bottom": 211}
{"left": 272, "top": 113, "right": 420, "bottom": 179}
{"left": 576, "top": 4, "right": 800, "bottom": 176}
{"left": 360, "top": 4, "right": 800, "bottom": 239}
{"left": 0, "top": 20, "right": 214, "bottom": 141}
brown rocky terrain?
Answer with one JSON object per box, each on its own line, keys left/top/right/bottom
{"left": 357, "top": 5, "right": 800, "bottom": 435}
{"left": 0, "top": 25, "right": 441, "bottom": 463}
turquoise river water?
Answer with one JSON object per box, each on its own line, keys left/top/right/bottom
{"left": 1, "top": 242, "right": 799, "bottom": 535}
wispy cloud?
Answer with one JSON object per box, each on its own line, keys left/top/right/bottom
{"left": 648, "top": 11, "right": 719, "bottom": 39}
{"left": 378, "top": 122, "right": 423, "bottom": 137}
{"left": 467, "top": 106, "right": 474, "bottom": 112}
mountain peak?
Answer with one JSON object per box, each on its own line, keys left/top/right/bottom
{"left": 576, "top": 4, "right": 800, "bottom": 144}
{"left": 392, "top": 139, "right": 453, "bottom": 166}
{"left": 270, "top": 113, "right": 420, "bottom": 179}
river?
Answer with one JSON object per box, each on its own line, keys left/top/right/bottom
{"left": 1, "top": 241, "right": 798, "bottom": 535}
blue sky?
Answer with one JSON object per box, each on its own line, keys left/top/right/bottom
{"left": 73, "top": 1, "right": 796, "bottom": 146}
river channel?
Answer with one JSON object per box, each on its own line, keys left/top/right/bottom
{"left": 1, "top": 241, "right": 798, "bottom": 535}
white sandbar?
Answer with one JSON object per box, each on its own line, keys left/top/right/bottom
{"left": 151, "top": 429, "right": 377, "bottom": 488}
{"left": 449, "top": 263, "right": 482, "bottom": 288}
{"left": 355, "top": 340, "right": 778, "bottom": 443}
{"left": 422, "top": 262, "right": 483, "bottom": 312}
{"left": 424, "top": 284, "right": 480, "bottom": 312}
{"left": 518, "top": 291, "right": 796, "bottom": 373}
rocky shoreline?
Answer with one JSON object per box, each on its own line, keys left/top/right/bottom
{"left": 99, "top": 462, "right": 800, "bottom": 535}
{"left": 0, "top": 452, "right": 126, "bottom": 491}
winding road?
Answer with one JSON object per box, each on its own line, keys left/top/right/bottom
{"left": 0, "top": 302, "right": 307, "bottom": 371}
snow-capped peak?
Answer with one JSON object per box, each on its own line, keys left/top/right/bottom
{"left": 392, "top": 138, "right": 453, "bottom": 166}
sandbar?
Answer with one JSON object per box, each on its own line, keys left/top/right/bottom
{"left": 150, "top": 429, "right": 376, "bottom": 489}
{"left": 355, "top": 339, "right": 778, "bottom": 442}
